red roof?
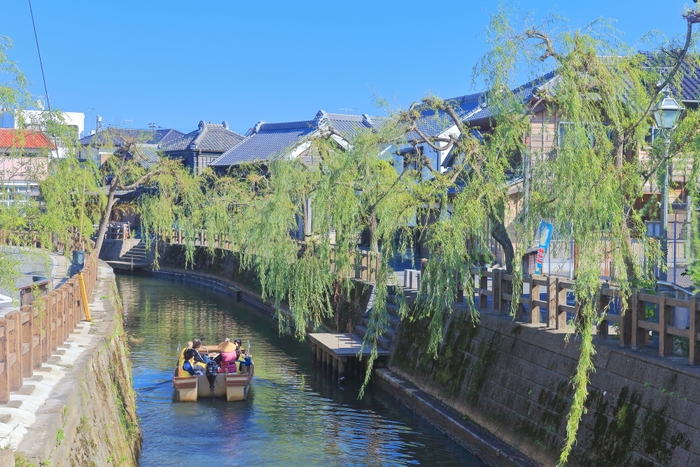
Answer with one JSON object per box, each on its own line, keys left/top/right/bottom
{"left": 0, "top": 129, "right": 56, "bottom": 150}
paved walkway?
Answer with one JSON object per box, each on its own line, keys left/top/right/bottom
{"left": 0, "top": 248, "right": 73, "bottom": 313}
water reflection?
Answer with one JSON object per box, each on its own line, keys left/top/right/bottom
{"left": 117, "top": 273, "right": 486, "bottom": 467}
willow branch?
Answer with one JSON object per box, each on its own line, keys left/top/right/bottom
{"left": 118, "top": 170, "right": 161, "bottom": 191}
{"left": 410, "top": 124, "right": 458, "bottom": 152}
{"left": 523, "top": 30, "right": 562, "bottom": 61}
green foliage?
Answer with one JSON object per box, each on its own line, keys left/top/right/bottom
{"left": 14, "top": 453, "right": 37, "bottom": 467}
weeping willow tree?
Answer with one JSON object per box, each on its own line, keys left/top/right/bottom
{"left": 81, "top": 127, "right": 198, "bottom": 256}
{"left": 473, "top": 6, "right": 700, "bottom": 465}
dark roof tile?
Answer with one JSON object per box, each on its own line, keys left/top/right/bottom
{"left": 161, "top": 121, "right": 244, "bottom": 153}
{"left": 211, "top": 111, "right": 384, "bottom": 168}
{"left": 79, "top": 128, "right": 182, "bottom": 147}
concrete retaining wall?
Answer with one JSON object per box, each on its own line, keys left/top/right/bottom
{"left": 392, "top": 307, "right": 700, "bottom": 467}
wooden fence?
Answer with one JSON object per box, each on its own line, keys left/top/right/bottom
{"left": 105, "top": 222, "right": 131, "bottom": 240}
{"left": 166, "top": 229, "right": 382, "bottom": 283}
{"left": 469, "top": 268, "right": 700, "bottom": 365}
{"left": 0, "top": 251, "right": 98, "bottom": 404}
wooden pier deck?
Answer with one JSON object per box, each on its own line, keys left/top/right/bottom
{"left": 309, "top": 333, "right": 389, "bottom": 378}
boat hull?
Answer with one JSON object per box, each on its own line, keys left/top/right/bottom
{"left": 173, "top": 364, "right": 254, "bottom": 402}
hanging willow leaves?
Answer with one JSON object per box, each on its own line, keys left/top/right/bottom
{"left": 476, "top": 7, "right": 700, "bottom": 465}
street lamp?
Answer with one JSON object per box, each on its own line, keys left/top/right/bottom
{"left": 652, "top": 89, "right": 683, "bottom": 282}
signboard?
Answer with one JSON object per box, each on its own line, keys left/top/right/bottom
{"left": 534, "top": 221, "right": 553, "bottom": 275}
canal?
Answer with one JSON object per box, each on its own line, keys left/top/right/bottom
{"left": 117, "top": 273, "right": 487, "bottom": 467}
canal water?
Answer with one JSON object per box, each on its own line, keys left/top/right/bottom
{"left": 117, "top": 273, "right": 487, "bottom": 467}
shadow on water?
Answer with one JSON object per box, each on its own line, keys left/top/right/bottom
{"left": 117, "top": 273, "right": 487, "bottom": 467}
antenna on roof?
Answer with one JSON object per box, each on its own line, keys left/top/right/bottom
{"left": 339, "top": 108, "right": 357, "bottom": 114}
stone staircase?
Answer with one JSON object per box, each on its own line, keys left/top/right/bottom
{"left": 121, "top": 240, "right": 149, "bottom": 262}
{"left": 353, "top": 285, "right": 417, "bottom": 352}
{"left": 106, "top": 240, "right": 153, "bottom": 270}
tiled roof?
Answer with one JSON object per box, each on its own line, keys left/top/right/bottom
{"left": 213, "top": 120, "right": 316, "bottom": 166}
{"left": 153, "top": 128, "right": 185, "bottom": 145}
{"left": 405, "top": 92, "right": 484, "bottom": 142}
{"left": 325, "top": 112, "right": 383, "bottom": 137}
{"left": 465, "top": 71, "right": 558, "bottom": 125}
{"left": 79, "top": 128, "right": 184, "bottom": 147}
{"left": 0, "top": 129, "right": 56, "bottom": 150}
{"left": 640, "top": 51, "right": 700, "bottom": 102}
{"left": 160, "top": 120, "right": 244, "bottom": 153}
{"left": 134, "top": 146, "right": 160, "bottom": 169}
{"left": 463, "top": 52, "right": 700, "bottom": 126}
{"left": 211, "top": 111, "right": 383, "bottom": 168}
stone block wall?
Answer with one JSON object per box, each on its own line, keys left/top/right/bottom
{"left": 391, "top": 309, "right": 700, "bottom": 467}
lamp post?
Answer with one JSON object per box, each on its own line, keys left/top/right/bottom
{"left": 652, "top": 90, "right": 683, "bottom": 282}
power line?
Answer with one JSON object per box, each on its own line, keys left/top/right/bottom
{"left": 28, "top": 0, "right": 51, "bottom": 112}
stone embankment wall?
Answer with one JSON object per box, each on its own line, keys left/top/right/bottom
{"left": 392, "top": 307, "right": 700, "bottom": 467}
{"left": 12, "top": 265, "right": 140, "bottom": 467}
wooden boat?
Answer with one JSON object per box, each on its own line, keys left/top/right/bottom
{"left": 173, "top": 349, "right": 254, "bottom": 402}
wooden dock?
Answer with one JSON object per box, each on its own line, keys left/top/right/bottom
{"left": 309, "top": 333, "right": 389, "bottom": 378}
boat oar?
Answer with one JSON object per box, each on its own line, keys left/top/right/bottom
{"left": 136, "top": 380, "right": 172, "bottom": 392}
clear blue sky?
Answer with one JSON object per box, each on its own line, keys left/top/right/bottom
{"left": 1, "top": 1, "right": 694, "bottom": 135}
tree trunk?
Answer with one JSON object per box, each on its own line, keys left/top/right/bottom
{"left": 490, "top": 215, "right": 515, "bottom": 273}
{"left": 369, "top": 213, "right": 379, "bottom": 254}
{"left": 93, "top": 179, "right": 119, "bottom": 257}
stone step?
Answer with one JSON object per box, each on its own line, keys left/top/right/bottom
{"left": 377, "top": 335, "right": 392, "bottom": 351}
{"left": 122, "top": 252, "right": 148, "bottom": 258}
{"left": 388, "top": 291, "right": 417, "bottom": 306}
{"left": 352, "top": 329, "right": 392, "bottom": 351}
{"left": 361, "top": 318, "right": 397, "bottom": 341}
{"left": 0, "top": 414, "right": 11, "bottom": 423}
{"left": 385, "top": 302, "right": 401, "bottom": 317}
{"left": 7, "top": 400, "right": 22, "bottom": 409}
{"left": 18, "top": 385, "right": 35, "bottom": 396}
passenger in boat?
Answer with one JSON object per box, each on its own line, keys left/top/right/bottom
{"left": 183, "top": 349, "right": 205, "bottom": 376}
{"left": 191, "top": 338, "right": 212, "bottom": 365}
{"left": 238, "top": 348, "right": 253, "bottom": 374}
{"left": 229, "top": 338, "right": 253, "bottom": 373}
{"left": 214, "top": 338, "right": 238, "bottom": 373}
{"left": 179, "top": 341, "right": 193, "bottom": 362}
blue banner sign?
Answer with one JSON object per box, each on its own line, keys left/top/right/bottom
{"left": 534, "top": 221, "right": 553, "bottom": 275}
